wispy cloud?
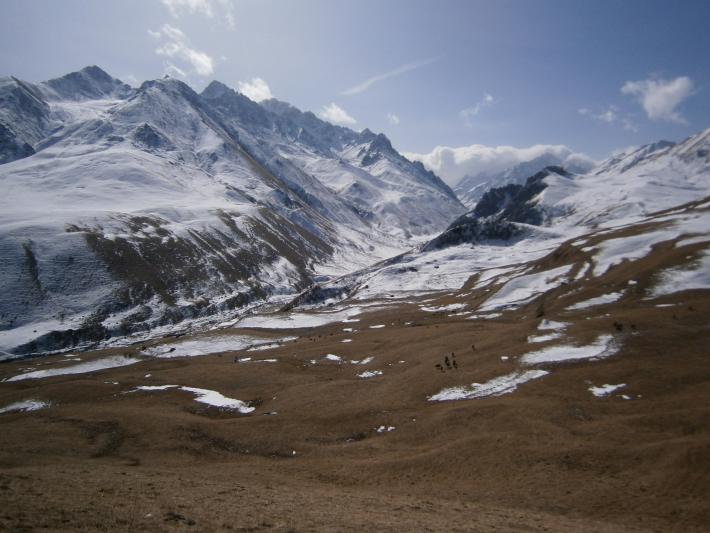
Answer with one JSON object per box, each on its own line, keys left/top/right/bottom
{"left": 161, "top": 0, "right": 236, "bottom": 29}
{"left": 579, "top": 104, "right": 638, "bottom": 132}
{"left": 459, "top": 93, "right": 494, "bottom": 127}
{"left": 386, "top": 112, "right": 400, "bottom": 126}
{"left": 578, "top": 106, "right": 617, "bottom": 123}
{"left": 149, "top": 24, "right": 214, "bottom": 77}
{"left": 621, "top": 76, "right": 695, "bottom": 124}
{"left": 237, "top": 77, "right": 273, "bottom": 102}
{"left": 164, "top": 62, "right": 188, "bottom": 78}
{"left": 342, "top": 57, "right": 438, "bottom": 96}
{"left": 318, "top": 103, "right": 357, "bottom": 125}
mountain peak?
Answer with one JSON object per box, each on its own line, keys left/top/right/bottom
{"left": 201, "top": 80, "right": 233, "bottom": 100}
{"left": 43, "top": 65, "right": 131, "bottom": 101}
{"left": 78, "top": 65, "right": 113, "bottom": 82}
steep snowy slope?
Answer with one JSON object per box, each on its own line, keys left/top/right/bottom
{"left": 0, "top": 67, "right": 463, "bottom": 356}
{"left": 204, "top": 85, "right": 464, "bottom": 239}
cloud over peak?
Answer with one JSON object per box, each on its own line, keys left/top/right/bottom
{"left": 621, "top": 76, "right": 695, "bottom": 124}
{"left": 318, "top": 103, "right": 357, "bottom": 125}
{"left": 404, "top": 143, "right": 595, "bottom": 186}
{"left": 237, "top": 77, "right": 273, "bottom": 102}
{"left": 150, "top": 24, "right": 214, "bottom": 77}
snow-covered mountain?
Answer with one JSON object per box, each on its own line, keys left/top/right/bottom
{"left": 454, "top": 152, "right": 596, "bottom": 209}
{"left": 289, "top": 128, "right": 710, "bottom": 305}
{"left": 0, "top": 66, "right": 464, "bottom": 356}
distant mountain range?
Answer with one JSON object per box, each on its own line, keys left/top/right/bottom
{"left": 288, "top": 128, "right": 710, "bottom": 306}
{"left": 1, "top": 65, "right": 708, "bottom": 357}
{"left": 0, "top": 66, "right": 463, "bottom": 355}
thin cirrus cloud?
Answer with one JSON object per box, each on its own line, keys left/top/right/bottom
{"left": 161, "top": 0, "right": 236, "bottom": 29}
{"left": 342, "top": 57, "right": 438, "bottom": 96}
{"left": 318, "top": 103, "right": 357, "bottom": 125}
{"left": 149, "top": 24, "right": 214, "bottom": 77}
{"left": 237, "top": 78, "right": 273, "bottom": 102}
{"left": 459, "top": 93, "right": 494, "bottom": 127}
{"left": 621, "top": 76, "right": 695, "bottom": 124}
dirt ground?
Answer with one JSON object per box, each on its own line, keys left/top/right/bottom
{"left": 1, "top": 242, "right": 709, "bottom": 531}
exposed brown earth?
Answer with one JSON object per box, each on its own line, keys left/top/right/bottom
{"left": 1, "top": 225, "right": 709, "bottom": 532}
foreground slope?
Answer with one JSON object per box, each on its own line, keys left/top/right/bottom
{"left": 0, "top": 186, "right": 708, "bottom": 531}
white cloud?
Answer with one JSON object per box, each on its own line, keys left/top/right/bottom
{"left": 342, "top": 57, "right": 437, "bottom": 96}
{"left": 237, "top": 77, "right": 273, "bottom": 102}
{"left": 578, "top": 105, "right": 617, "bottom": 123}
{"left": 150, "top": 24, "right": 214, "bottom": 77}
{"left": 162, "top": 0, "right": 213, "bottom": 17}
{"left": 579, "top": 104, "right": 640, "bottom": 132}
{"left": 459, "top": 93, "right": 495, "bottom": 126}
{"left": 161, "top": 0, "right": 236, "bottom": 29}
{"left": 403, "top": 143, "right": 595, "bottom": 186}
{"left": 164, "top": 62, "right": 187, "bottom": 78}
{"left": 621, "top": 76, "right": 695, "bottom": 123}
{"left": 386, "top": 112, "right": 400, "bottom": 126}
{"left": 318, "top": 103, "right": 357, "bottom": 125}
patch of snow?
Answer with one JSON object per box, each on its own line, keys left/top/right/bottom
{"left": 566, "top": 291, "right": 625, "bottom": 311}
{"left": 376, "top": 425, "right": 395, "bottom": 433}
{"left": 650, "top": 250, "right": 710, "bottom": 297}
{"left": 0, "top": 399, "right": 50, "bottom": 413}
{"left": 357, "top": 370, "right": 383, "bottom": 379}
{"left": 478, "top": 265, "right": 573, "bottom": 312}
{"left": 538, "top": 319, "right": 569, "bottom": 331}
{"left": 238, "top": 306, "right": 370, "bottom": 329}
{"left": 181, "top": 386, "right": 254, "bottom": 413}
{"left": 592, "top": 228, "right": 681, "bottom": 276}
{"left": 369, "top": 324, "right": 386, "bottom": 329}
{"left": 142, "top": 335, "right": 292, "bottom": 358}
{"left": 466, "top": 312, "right": 502, "bottom": 320}
{"left": 420, "top": 303, "right": 467, "bottom": 312}
{"left": 429, "top": 370, "right": 549, "bottom": 401}
{"left": 6, "top": 355, "right": 141, "bottom": 382}
{"left": 527, "top": 332, "right": 563, "bottom": 343}
{"left": 350, "top": 356, "right": 375, "bottom": 365}
{"left": 134, "top": 385, "right": 177, "bottom": 391}
{"left": 675, "top": 235, "right": 710, "bottom": 247}
{"left": 589, "top": 383, "right": 626, "bottom": 397}
{"left": 133, "top": 384, "right": 254, "bottom": 413}
{"left": 341, "top": 339, "right": 353, "bottom": 343}
{"left": 521, "top": 334, "right": 616, "bottom": 365}
{"left": 324, "top": 353, "right": 342, "bottom": 362}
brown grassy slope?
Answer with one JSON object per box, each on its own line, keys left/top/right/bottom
{"left": 0, "top": 207, "right": 709, "bottom": 532}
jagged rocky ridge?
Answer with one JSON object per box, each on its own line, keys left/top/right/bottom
{"left": 0, "top": 66, "right": 465, "bottom": 356}
{"left": 424, "top": 166, "right": 569, "bottom": 251}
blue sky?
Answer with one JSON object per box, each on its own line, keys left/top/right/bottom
{"left": 1, "top": 0, "right": 709, "bottom": 183}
